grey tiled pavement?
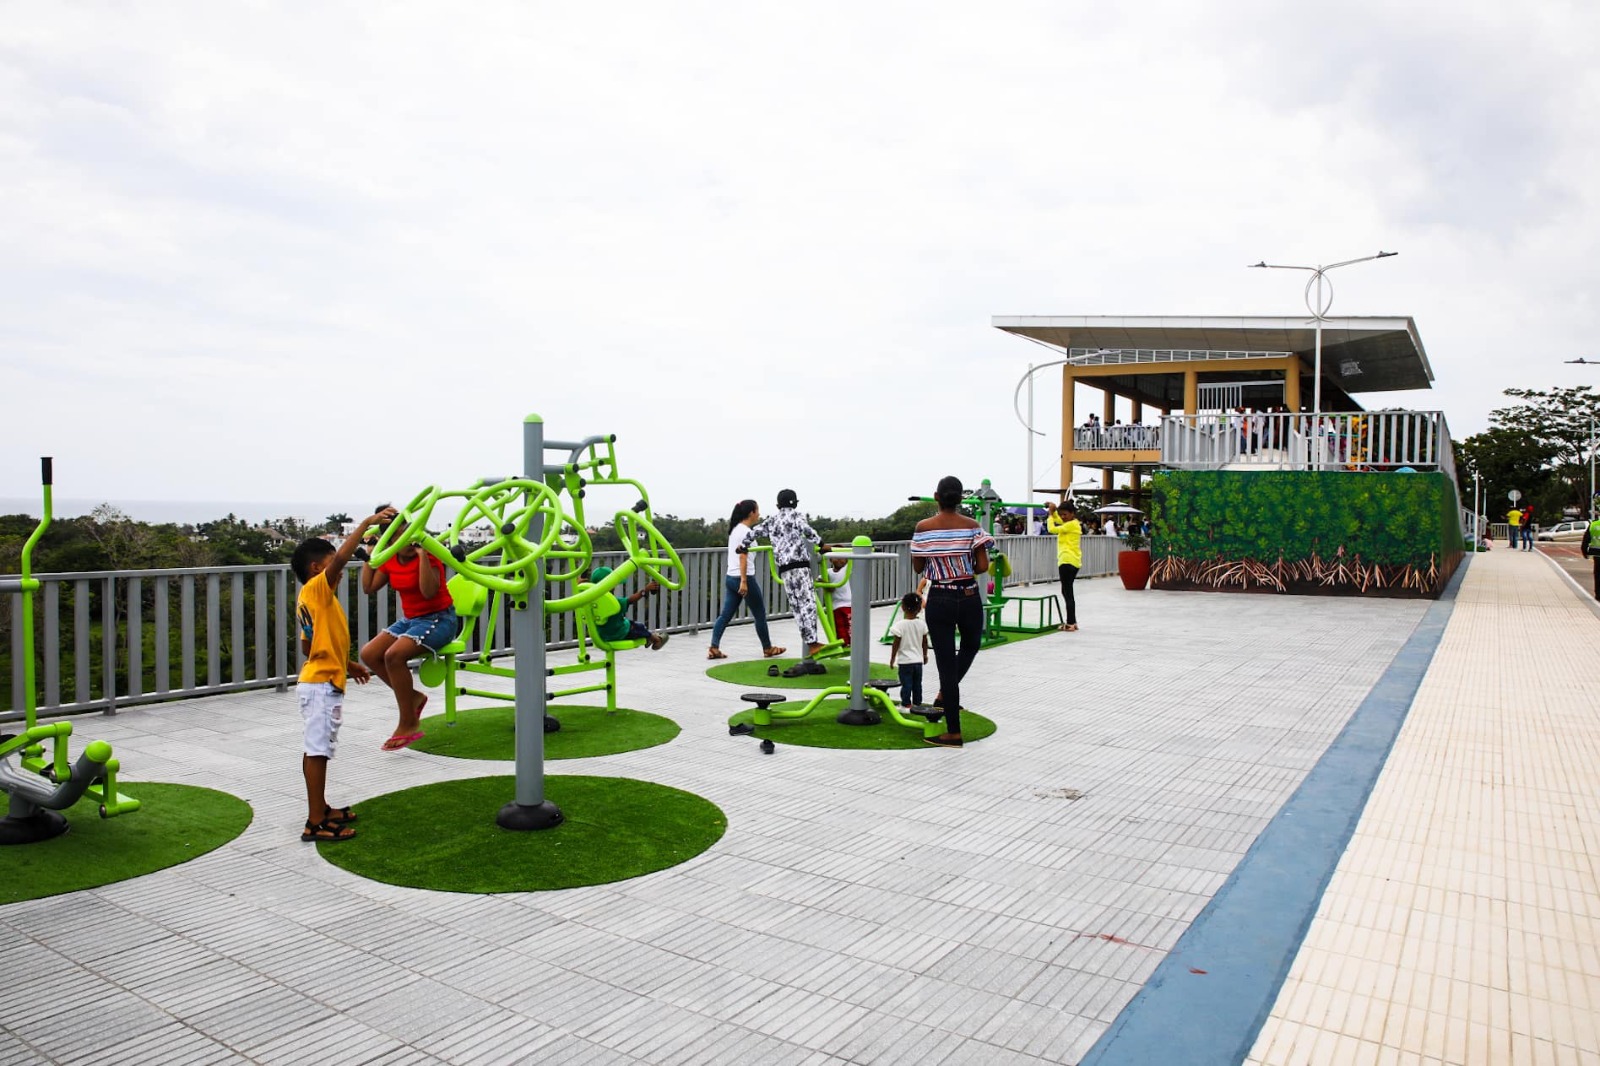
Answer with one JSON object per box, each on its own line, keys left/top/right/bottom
{"left": 0, "top": 577, "right": 1430, "bottom": 1065}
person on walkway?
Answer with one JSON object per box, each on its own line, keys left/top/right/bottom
{"left": 1506, "top": 506, "right": 1522, "bottom": 548}
{"left": 750, "top": 489, "right": 828, "bottom": 670}
{"left": 359, "top": 507, "right": 460, "bottom": 752}
{"left": 1521, "top": 504, "right": 1536, "bottom": 551}
{"left": 912, "top": 475, "right": 995, "bottom": 748}
{"left": 1045, "top": 498, "right": 1082, "bottom": 632}
{"left": 1582, "top": 524, "right": 1600, "bottom": 600}
{"left": 707, "top": 499, "right": 786, "bottom": 661}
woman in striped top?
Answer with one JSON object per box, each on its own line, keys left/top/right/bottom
{"left": 910, "top": 476, "right": 994, "bottom": 747}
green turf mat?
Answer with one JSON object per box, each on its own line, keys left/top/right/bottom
{"left": 0, "top": 783, "right": 253, "bottom": 904}
{"left": 409, "top": 704, "right": 679, "bottom": 761}
{"left": 318, "top": 775, "right": 725, "bottom": 892}
{"left": 727, "top": 697, "right": 996, "bottom": 750}
{"left": 707, "top": 657, "right": 899, "bottom": 689}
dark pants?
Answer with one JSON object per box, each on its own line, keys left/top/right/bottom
{"left": 925, "top": 584, "right": 983, "bottom": 736}
{"left": 1592, "top": 558, "right": 1599, "bottom": 601}
{"left": 1058, "top": 562, "right": 1079, "bottom": 625}
{"left": 710, "top": 576, "right": 773, "bottom": 650}
{"left": 897, "top": 663, "right": 923, "bottom": 707}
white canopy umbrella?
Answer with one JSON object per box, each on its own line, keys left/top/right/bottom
{"left": 1092, "top": 504, "right": 1145, "bottom": 516}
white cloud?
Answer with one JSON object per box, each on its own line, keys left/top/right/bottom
{"left": 2, "top": 0, "right": 1596, "bottom": 519}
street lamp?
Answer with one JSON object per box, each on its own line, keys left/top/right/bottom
{"left": 1250, "top": 251, "right": 1398, "bottom": 417}
{"left": 1012, "top": 350, "right": 1114, "bottom": 532}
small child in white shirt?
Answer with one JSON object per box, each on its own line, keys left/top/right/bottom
{"left": 824, "top": 554, "right": 852, "bottom": 647}
{"left": 888, "top": 593, "right": 930, "bottom": 709}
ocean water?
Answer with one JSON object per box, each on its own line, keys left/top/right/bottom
{"left": 0, "top": 497, "right": 352, "bottom": 526}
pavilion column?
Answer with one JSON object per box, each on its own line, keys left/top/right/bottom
{"left": 1103, "top": 388, "right": 1115, "bottom": 424}
{"left": 1184, "top": 369, "right": 1199, "bottom": 427}
{"left": 1061, "top": 367, "right": 1076, "bottom": 489}
{"left": 1285, "top": 358, "right": 1302, "bottom": 411}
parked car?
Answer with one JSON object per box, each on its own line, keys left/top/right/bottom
{"left": 1535, "top": 519, "right": 1590, "bottom": 543}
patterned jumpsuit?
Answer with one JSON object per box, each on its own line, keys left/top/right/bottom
{"left": 751, "top": 508, "right": 824, "bottom": 647}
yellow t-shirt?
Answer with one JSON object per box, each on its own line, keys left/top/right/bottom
{"left": 1507, "top": 509, "right": 1522, "bottom": 528}
{"left": 297, "top": 571, "right": 349, "bottom": 689}
{"left": 1047, "top": 512, "right": 1083, "bottom": 568}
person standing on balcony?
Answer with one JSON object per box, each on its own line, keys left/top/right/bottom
{"left": 1045, "top": 498, "right": 1082, "bottom": 632}
{"left": 359, "top": 507, "right": 460, "bottom": 752}
{"left": 912, "top": 476, "right": 994, "bottom": 748}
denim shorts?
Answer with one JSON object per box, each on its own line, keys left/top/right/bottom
{"left": 386, "top": 609, "right": 460, "bottom": 650}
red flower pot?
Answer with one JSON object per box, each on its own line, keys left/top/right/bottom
{"left": 1118, "top": 549, "right": 1152, "bottom": 590}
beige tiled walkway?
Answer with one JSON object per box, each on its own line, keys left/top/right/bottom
{"left": 1248, "top": 550, "right": 1600, "bottom": 1064}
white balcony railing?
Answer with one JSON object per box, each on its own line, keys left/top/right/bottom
{"left": 1159, "top": 410, "right": 1456, "bottom": 482}
{"left": 1073, "top": 424, "right": 1162, "bottom": 451}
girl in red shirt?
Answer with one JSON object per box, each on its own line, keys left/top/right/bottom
{"left": 358, "top": 509, "right": 460, "bottom": 750}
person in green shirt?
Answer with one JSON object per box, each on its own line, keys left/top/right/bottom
{"left": 586, "top": 566, "right": 668, "bottom": 649}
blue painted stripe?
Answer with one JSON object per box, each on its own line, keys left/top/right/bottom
{"left": 1078, "top": 559, "right": 1469, "bottom": 1066}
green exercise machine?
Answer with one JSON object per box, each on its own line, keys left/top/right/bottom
{"left": 368, "top": 418, "right": 683, "bottom": 830}
{"left": 1, "top": 458, "right": 140, "bottom": 845}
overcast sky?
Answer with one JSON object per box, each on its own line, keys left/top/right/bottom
{"left": 4, "top": 1, "right": 1597, "bottom": 521}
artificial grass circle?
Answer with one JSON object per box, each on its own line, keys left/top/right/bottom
{"left": 707, "top": 657, "right": 899, "bottom": 689}
{"left": 0, "top": 783, "right": 253, "bottom": 904}
{"left": 409, "top": 704, "right": 679, "bottom": 761}
{"left": 317, "top": 775, "right": 726, "bottom": 893}
{"left": 727, "top": 697, "right": 997, "bottom": 750}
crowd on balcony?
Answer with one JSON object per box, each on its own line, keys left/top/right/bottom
{"left": 1074, "top": 414, "right": 1161, "bottom": 451}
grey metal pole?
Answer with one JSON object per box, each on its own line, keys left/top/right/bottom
{"left": 833, "top": 537, "right": 897, "bottom": 727}
{"left": 498, "top": 413, "right": 563, "bottom": 831}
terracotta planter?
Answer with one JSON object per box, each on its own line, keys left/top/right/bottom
{"left": 1117, "top": 549, "right": 1152, "bottom": 590}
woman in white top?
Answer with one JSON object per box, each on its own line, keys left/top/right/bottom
{"left": 707, "top": 499, "right": 787, "bottom": 661}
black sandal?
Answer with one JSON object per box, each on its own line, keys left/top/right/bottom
{"left": 302, "top": 819, "right": 357, "bottom": 843}
{"left": 324, "top": 805, "right": 357, "bottom": 825}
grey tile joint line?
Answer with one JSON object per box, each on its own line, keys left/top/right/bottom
{"left": 1076, "top": 556, "right": 1470, "bottom": 1066}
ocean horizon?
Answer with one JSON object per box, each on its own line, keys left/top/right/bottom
{"left": 0, "top": 497, "right": 353, "bottom": 526}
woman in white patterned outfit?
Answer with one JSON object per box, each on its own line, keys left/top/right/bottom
{"left": 751, "top": 488, "right": 829, "bottom": 669}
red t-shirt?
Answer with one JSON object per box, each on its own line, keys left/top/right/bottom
{"left": 379, "top": 553, "right": 453, "bottom": 618}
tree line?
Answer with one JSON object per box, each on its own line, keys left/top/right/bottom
{"left": 1453, "top": 385, "right": 1600, "bottom": 525}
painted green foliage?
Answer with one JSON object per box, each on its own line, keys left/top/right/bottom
{"left": 1151, "top": 470, "right": 1463, "bottom": 568}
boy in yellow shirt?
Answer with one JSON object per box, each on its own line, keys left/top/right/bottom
{"left": 1045, "top": 499, "right": 1083, "bottom": 632}
{"left": 290, "top": 507, "right": 393, "bottom": 842}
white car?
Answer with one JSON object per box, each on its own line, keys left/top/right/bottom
{"left": 1534, "top": 520, "right": 1589, "bottom": 543}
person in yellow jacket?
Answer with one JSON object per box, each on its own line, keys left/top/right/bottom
{"left": 1045, "top": 498, "right": 1083, "bottom": 632}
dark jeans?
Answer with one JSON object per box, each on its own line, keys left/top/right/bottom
{"left": 897, "top": 663, "right": 923, "bottom": 707}
{"left": 925, "top": 584, "right": 983, "bottom": 736}
{"left": 1058, "top": 562, "right": 1079, "bottom": 625}
{"left": 710, "top": 575, "right": 773, "bottom": 650}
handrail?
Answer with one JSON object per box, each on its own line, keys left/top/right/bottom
{"left": 3, "top": 536, "right": 1109, "bottom": 720}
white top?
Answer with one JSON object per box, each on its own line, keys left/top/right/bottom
{"left": 826, "top": 564, "right": 851, "bottom": 608}
{"left": 1103, "top": 518, "right": 1118, "bottom": 538}
{"left": 726, "top": 524, "right": 758, "bottom": 577}
{"left": 889, "top": 616, "right": 928, "bottom": 664}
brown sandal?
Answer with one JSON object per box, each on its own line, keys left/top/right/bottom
{"left": 707, "top": 647, "right": 728, "bottom": 660}
{"left": 763, "top": 646, "right": 787, "bottom": 658}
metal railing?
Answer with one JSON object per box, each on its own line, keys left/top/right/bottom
{"left": 3, "top": 536, "right": 1113, "bottom": 719}
{"left": 1160, "top": 410, "right": 1455, "bottom": 481}
{"left": 1073, "top": 424, "right": 1161, "bottom": 451}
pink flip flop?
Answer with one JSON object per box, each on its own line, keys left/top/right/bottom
{"left": 381, "top": 731, "right": 425, "bottom": 752}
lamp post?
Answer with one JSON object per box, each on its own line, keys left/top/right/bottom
{"left": 1562, "top": 359, "right": 1600, "bottom": 522}
{"left": 1250, "top": 251, "right": 1398, "bottom": 418}
{"left": 1012, "top": 351, "right": 1110, "bottom": 533}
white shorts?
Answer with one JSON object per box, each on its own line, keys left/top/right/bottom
{"left": 297, "top": 682, "right": 344, "bottom": 758}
